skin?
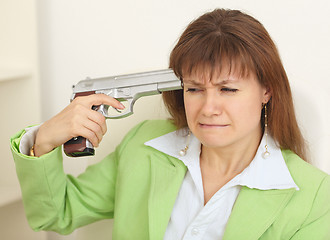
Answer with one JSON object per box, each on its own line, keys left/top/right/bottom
{"left": 34, "top": 94, "right": 124, "bottom": 157}
{"left": 183, "top": 67, "right": 271, "bottom": 204}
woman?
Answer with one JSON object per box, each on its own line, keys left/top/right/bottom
{"left": 11, "top": 8, "right": 329, "bottom": 239}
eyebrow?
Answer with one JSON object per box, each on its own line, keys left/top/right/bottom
{"left": 182, "top": 79, "right": 236, "bottom": 85}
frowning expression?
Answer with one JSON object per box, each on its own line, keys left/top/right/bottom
{"left": 183, "top": 67, "right": 271, "bottom": 150}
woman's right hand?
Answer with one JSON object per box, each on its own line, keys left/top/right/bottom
{"left": 33, "top": 94, "right": 125, "bottom": 157}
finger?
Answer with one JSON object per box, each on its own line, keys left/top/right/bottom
{"left": 66, "top": 104, "right": 106, "bottom": 144}
{"left": 78, "top": 127, "right": 100, "bottom": 148}
{"left": 100, "top": 119, "right": 107, "bottom": 135}
{"left": 87, "top": 110, "right": 107, "bottom": 135}
{"left": 73, "top": 116, "right": 103, "bottom": 148}
{"left": 83, "top": 121, "right": 103, "bottom": 147}
{"left": 75, "top": 94, "right": 125, "bottom": 110}
{"left": 64, "top": 101, "right": 106, "bottom": 134}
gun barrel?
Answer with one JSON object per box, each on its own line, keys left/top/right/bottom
{"left": 72, "top": 69, "right": 181, "bottom": 94}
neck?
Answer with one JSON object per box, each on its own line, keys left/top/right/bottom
{"left": 200, "top": 131, "right": 262, "bottom": 176}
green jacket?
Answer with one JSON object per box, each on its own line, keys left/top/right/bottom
{"left": 11, "top": 120, "right": 330, "bottom": 239}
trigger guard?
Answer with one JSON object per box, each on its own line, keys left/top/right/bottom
{"left": 103, "top": 98, "right": 134, "bottom": 119}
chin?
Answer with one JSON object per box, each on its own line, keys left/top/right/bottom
{"left": 197, "top": 135, "right": 233, "bottom": 149}
{"left": 201, "top": 141, "right": 231, "bottom": 149}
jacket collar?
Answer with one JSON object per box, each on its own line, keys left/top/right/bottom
{"left": 145, "top": 129, "right": 299, "bottom": 191}
{"left": 144, "top": 130, "right": 299, "bottom": 239}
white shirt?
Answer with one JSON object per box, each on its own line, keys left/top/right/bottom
{"left": 145, "top": 130, "right": 299, "bottom": 240}
{"left": 20, "top": 126, "right": 299, "bottom": 240}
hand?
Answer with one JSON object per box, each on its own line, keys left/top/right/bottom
{"left": 34, "top": 94, "right": 124, "bottom": 157}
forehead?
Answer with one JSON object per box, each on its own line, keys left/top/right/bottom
{"left": 182, "top": 61, "right": 255, "bottom": 84}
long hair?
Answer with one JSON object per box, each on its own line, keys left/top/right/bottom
{"left": 162, "top": 9, "right": 308, "bottom": 161}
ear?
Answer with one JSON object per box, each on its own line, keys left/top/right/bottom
{"left": 262, "top": 86, "right": 272, "bottom": 104}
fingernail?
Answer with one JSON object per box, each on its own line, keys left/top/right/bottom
{"left": 119, "top": 103, "right": 125, "bottom": 109}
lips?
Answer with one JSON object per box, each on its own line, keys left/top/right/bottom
{"left": 199, "top": 123, "right": 229, "bottom": 128}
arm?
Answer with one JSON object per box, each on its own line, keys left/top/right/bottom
{"left": 10, "top": 94, "right": 124, "bottom": 234}
{"left": 290, "top": 175, "right": 330, "bottom": 239}
{"left": 11, "top": 129, "right": 118, "bottom": 234}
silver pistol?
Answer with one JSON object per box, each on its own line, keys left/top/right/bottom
{"left": 64, "top": 69, "right": 181, "bottom": 157}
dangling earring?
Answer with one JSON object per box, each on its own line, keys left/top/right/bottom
{"left": 262, "top": 104, "right": 270, "bottom": 158}
{"left": 179, "top": 130, "right": 191, "bottom": 156}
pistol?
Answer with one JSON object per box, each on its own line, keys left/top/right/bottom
{"left": 64, "top": 69, "right": 182, "bottom": 157}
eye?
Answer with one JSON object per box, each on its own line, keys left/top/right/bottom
{"left": 221, "top": 87, "right": 238, "bottom": 93}
{"left": 185, "top": 88, "right": 201, "bottom": 93}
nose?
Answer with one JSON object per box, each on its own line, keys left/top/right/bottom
{"left": 200, "top": 90, "right": 222, "bottom": 117}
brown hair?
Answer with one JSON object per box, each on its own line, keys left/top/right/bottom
{"left": 162, "top": 8, "right": 308, "bottom": 161}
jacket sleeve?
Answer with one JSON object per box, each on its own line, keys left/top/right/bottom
{"left": 10, "top": 127, "right": 125, "bottom": 235}
{"left": 290, "top": 175, "right": 330, "bottom": 240}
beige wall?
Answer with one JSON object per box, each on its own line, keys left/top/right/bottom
{"left": 0, "top": 0, "right": 43, "bottom": 239}
{"left": 0, "top": 0, "right": 41, "bottom": 203}
{"left": 0, "top": 200, "right": 46, "bottom": 240}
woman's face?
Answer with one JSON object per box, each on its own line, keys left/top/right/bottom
{"left": 183, "top": 67, "right": 271, "bottom": 150}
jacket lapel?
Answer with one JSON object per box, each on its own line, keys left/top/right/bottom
{"left": 148, "top": 154, "right": 187, "bottom": 240}
{"left": 223, "top": 186, "right": 296, "bottom": 240}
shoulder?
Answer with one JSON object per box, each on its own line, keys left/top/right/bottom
{"left": 280, "top": 150, "right": 330, "bottom": 235}
{"left": 122, "top": 119, "right": 177, "bottom": 142}
{"left": 281, "top": 149, "right": 330, "bottom": 214}
{"left": 113, "top": 120, "right": 180, "bottom": 182}
{"left": 282, "top": 149, "right": 329, "bottom": 187}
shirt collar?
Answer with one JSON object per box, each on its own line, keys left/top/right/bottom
{"left": 144, "top": 129, "right": 299, "bottom": 191}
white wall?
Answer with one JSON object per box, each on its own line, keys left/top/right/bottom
{"left": 5, "top": 0, "right": 330, "bottom": 239}
{"left": 0, "top": 0, "right": 41, "bottom": 205}
{"left": 0, "top": 0, "right": 45, "bottom": 239}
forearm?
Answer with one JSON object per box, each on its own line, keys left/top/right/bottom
{"left": 10, "top": 129, "right": 116, "bottom": 234}
{"left": 11, "top": 129, "right": 67, "bottom": 231}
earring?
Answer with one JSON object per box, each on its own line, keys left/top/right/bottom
{"left": 179, "top": 130, "right": 191, "bottom": 156}
{"left": 262, "top": 104, "right": 270, "bottom": 159}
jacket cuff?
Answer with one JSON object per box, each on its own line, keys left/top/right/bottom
{"left": 19, "top": 125, "right": 41, "bottom": 155}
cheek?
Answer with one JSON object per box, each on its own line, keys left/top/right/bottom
{"left": 240, "top": 101, "right": 261, "bottom": 127}
{"left": 183, "top": 97, "right": 195, "bottom": 120}
{"left": 231, "top": 98, "right": 262, "bottom": 126}
{"left": 183, "top": 95, "right": 202, "bottom": 129}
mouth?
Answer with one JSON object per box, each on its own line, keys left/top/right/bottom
{"left": 199, "top": 123, "right": 229, "bottom": 128}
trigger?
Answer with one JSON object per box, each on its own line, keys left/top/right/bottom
{"left": 113, "top": 107, "right": 122, "bottom": 113}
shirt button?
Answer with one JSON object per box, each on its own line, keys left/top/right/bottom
{"left": 191, "top": 227, "right": 199, "bottom": 235}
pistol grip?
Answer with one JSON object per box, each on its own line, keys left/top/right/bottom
{"left": 64, "top": 137, "right": 95, "bottom": 157}
{"left": 63, "top": 91, "right": 96, "bottom": 157}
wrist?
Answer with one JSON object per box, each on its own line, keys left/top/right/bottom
{"left": 33, "top": 142, "right": 55, "bottom": 157}
{"left": 34, "top": 128, "right": 56, "bottom": 157}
